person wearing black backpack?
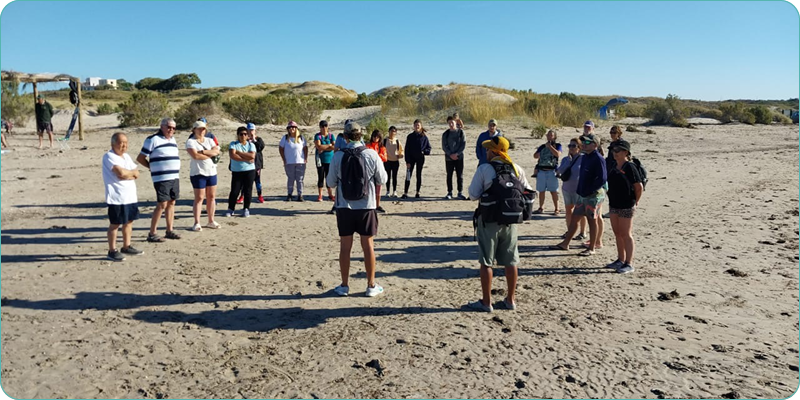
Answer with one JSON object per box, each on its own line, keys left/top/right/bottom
{"left": 326, "top": 121, "right": 388, "bottom": 298}
{"left": 606, "top": 139, "right": 643, "bottom": 274}
{"left": 467, "top": 136, "right": 534, "bottom": 313}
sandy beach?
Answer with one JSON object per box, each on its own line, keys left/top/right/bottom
{"left": 1, "top": 115, "right": 798, "bottom": 398}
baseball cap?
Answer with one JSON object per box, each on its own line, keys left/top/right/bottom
{"left": 345, "top": 121, "right": 362, "bottom": 134}
{"left": 246, "top": 122, "right": 256, "bottom": 130}
{"left": 192, "top": 121, "right": 207, "bottom": 130}
{"left": 319, "top": 120, "right": 328, "bottom": 127}
{"left": 286, "top": 121, "right": 299, "bottom": 128}
{"left": 197, "top": 117, "right": 207, "bottom": 123}
{"left": 584, "top": 120, "right": 595, "bottom": 128}
{"left": 611, "top": 139, "right": 631, "bottom": 152}
{"left": 37, "top": 94, "right": 44, "bottom": 99}
{"left": 488, "top": 119, "right": 497, "bottom": 126}
{"left": 579, "top": 133, "right": 598, "bottom": 144}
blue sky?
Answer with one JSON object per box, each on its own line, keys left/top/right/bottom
{"left": 0, "top": 1, "right": 798, "bottom": 101}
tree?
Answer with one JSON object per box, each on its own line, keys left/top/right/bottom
{"left": 166, "top": 73, "right": 201, "bottom": 90}
{"left": 1, "top": 79, "right": 34, "bottom": 127}
{"left": 118, "top": 90, "right": 169, "bottom": 127}
{"left": 135, "top": 77, "right": 164, "bottom": 90}
{"left": 117, "top": 79, "right": 134, "bottom": 91}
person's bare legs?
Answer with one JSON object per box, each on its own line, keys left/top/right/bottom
{"left": 611, "top": 214, "right": 625, "bottom": 262}
{"left": 565, "top": 204, "right": 574, "bottom": 231}
{"left": 37, "top": 133, "right": 43, "bottom": 149}
{"left": 550, "top": 191, "right": 559, "bottom": 212}
{"left": 537, "top": 191, "right": 546, "bottom": 211}
{"left": 149, "top": 201, "right": 166, "bottom": 235}
{"left": 557, "top": 213, "right": 582, "bottom": 249}
{"left": 339, "top": 235, "right": 354, "bottom": 287}
{"left": 107, "top": 224, "right": 120, "bottom": 251}
{"left": 165, "top": 200, "right": 176, "bottom": 232}
{"left": 596, "top": 204, "right": 605, "bottom": 248}
{"left": 47, "top": 130, "right": 54, "bottom": 148}
{"left": 504, "top": 265, "right": 518, "bottom": 304}
{"left": 121, "top": 222, "right": 133, "bottom": 250}
{"left": 619, "top": 215, "right": 635, "bottom": 264}
{"left": 479, "top": 264, "right": 493, "bottom": 307}
{"left": 360, "top": 235, "right": 376, "bottom": 287}
{"left": 586, "top": 214, "right": 599, "bottom": 251}
{"left": 206, "top": 186, "right": 217, "bottom": 224}
{"left": 192, "top": 188, "right": 205, "bottom": 226}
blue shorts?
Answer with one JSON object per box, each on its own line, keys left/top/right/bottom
{"left": 536, "top": 169, "right": 559, "bottom": 192}
{"left": 190, "top": 174, "right": 218, "bottom": 189}
{"left": 108, "top": 203, "right": 139, "bottom": 225}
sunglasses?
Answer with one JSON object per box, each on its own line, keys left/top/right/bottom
{"left": 581, "top": 140, "right": 594, "bottom": 145}
{"left": 568, "top": 144, "right": 578, "bottom": 148}
{"left": 166, "top": 126, "right": 176, "bottom": 130}
{"left": 611, "top": 147, "right": 627, "bottom": 153}
{"left": 238, "top": 132, "right": 247, "bottom": 136}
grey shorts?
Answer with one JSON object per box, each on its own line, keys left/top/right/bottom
{"left": 36, "top": 122, "right": 53, "bottom": 134}
{"left": 154, "top": 179, "right": 180, "bottom": 203}
{"left": 562, "top": 191, "right": 581, "bottom": 206}
{"left": 476, "top": 215, "right": 519, "bottom": 267}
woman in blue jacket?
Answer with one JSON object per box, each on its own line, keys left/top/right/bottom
{"left": 402, "top": 119, "right": 432, "bottom": 199}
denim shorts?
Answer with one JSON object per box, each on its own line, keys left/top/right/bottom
{"left": 190, "top": 174, "right": 218, "bottom": 189}
{"left": 535, "top": 169, "right": 559, "bottom": 192}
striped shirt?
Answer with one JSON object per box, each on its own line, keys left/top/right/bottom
{"left": 140, "top": 132, "right": 180, "bottom": 182}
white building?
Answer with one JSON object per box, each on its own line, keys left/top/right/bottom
{"left": 82, "top": 77, "right": 117, "bottom": 91}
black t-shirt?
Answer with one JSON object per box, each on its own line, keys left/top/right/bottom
{"left": 606, "top": 161, "right": 642, "bottom": 209}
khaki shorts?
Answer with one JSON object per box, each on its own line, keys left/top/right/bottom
{"left": 476, "top": 215, "right": 519, "bottom": 267}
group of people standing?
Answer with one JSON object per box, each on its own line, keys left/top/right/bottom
{"left": 101, "top": 115, "right": 644, "bottom": 312}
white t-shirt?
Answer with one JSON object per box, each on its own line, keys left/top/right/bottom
{"left": 102, "top": 150, "right": 138, "bottom": 205}
{"left": 279, "top": 134, "right": 307, "bottom": 164}
{"left": 186, "top": 137, "right": 218, "bottom": 177}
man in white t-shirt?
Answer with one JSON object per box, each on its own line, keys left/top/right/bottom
{"left": 102, "top": 132, "right": 143, "bottom": 262}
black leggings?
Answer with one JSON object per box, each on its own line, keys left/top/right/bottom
{"left": 317, "top": 163, "right": 331, "bottom": 188}
{"left": 228, "top": 170, "right": 256, "bottom": 211}
{"left": 384, "top": 160, "right": 400, "bottom": 193}
{"left": 404, "top": 157, "right": 425, "bottom": 194}
{"left": 445, "top": 158, "right": 464, "bottom": 193}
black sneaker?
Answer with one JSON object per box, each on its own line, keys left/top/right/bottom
{"left": 328, "top": 207, "right": 336, "bottom": 215}
{"left": 296, "top": 195, "right": 304, "bottom": 202}
{"left": 376, "top": 206, "right": 386, "bottom": 213}
{"left": 107, "top": 250, "right": 125, "bottom": 262}
{"left": 401, "top": 193, "right": 408, "bottom": 199}
{"left": 285, "top": 195, "right": 292, "bottom": 202}
{"left": 415, "top": 193, "right": 421, "bottom": 198}
{"left": 457, "top": 193, "right": 468, "bottom": 200}
{"left": 121, "top": 246, "right": 143, "bottom": 256}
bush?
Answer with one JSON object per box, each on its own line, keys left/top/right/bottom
{"left": 750, "top": 106, "right": 773, "bottom": 125}
{"left": 175, "top": 101, "right": 219, "bottom": 129}
{"left": 626, "top": 125, "right": 640, "bottom": 132}
{"left": 1, "top": 79, "right": 34, "bottom": 127}
{"left": 366, "top": 115, "right": 389, "bottom": 135}
{"left": 530, "top": 123, "right": 548, "bottom": 139}
{"left": 222, "top": 95, "right": 265, "bottom": 124}
{"left": 348, "top": 92, "right": 382, "bottom": 108}
{"left": 117, "top": 90, "right": 169, "bottom": 127}
{"left": 775, "top": 113, "right": 793, "bottom": 124}
{"left": 719, "top": 102, "right": 745, "bottom": 123}
{"left": 645, "top": 94, "right": 687, "bottom": 126}
{"left": 739, "top": 110, "right": 756, "bottom": 125}
{"left": 96, "top": 103, "right": 116, "bottom": 115}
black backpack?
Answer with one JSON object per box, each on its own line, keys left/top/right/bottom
{"left": 630, "top": 157, "right": 648, "bottom": 190}
{"left": 477, "top": 163, "right": 534, "bottom": 225}
{"left": 341, "top": 147, "right": 369, "bottom": 200}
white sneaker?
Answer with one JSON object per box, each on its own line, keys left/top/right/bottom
{"left": 242, "top": 209, "right": 250, "bottom": 218}
{"left": 333, "top": 285, "right": 349, "bottom": 296}
{"left": 391, "top": 191, "right": 398, "bottom": 198}
{"left": 366, "top": 284, "right": 384, "bottom": 297}
{"left": 225, "top": 210, "right": 234, "bottom": 217}
{"left": 617, "top": 264, "right": 635, "bottom": 274}
{"left": 191, "top": 223, "right": 202, "bottom": 232}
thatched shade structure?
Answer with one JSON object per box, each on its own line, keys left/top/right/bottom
{"left": 0, "top": 70, "right": 84, "bottom": 140}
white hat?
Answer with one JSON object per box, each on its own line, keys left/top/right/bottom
{"left": 192, "top": 121, "right": 207, "bottom": 130}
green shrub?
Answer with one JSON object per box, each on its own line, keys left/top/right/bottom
{"left": 222, "top": 95, "right": 265, "bottom": 124}
{"left": 96, "top": 103, "right": 116, "bottom": 115}
{"left": 348, "top": 92, "right": 383, "bottom": 108}
{"left": 645, "top": 94, "right": 687, "bottom": 126}
{"left": 775, "top": 113, "right": 793, "bottom": 124}
{"left": 1, "top": 79, "right": 33, "bottom": 127}
{"left": 366, "top": 115, "right": 389, "bottom": 135}
{"left": 750, "top": 106, "right": 772, "bottom": 125}
{"left": 117, "top": 90, "right": 169, "bottom": 127}
{"left": 175, "top": 101, "right": 219, "bottom": 129}
{"left": 739, "top": 110, "right": 756, "bottom": 125}
{"left": 719, "top": 102, "right": 745, "bottom": 123}
{"left": 531, "top": 123, "right": 548, "bottom": 139}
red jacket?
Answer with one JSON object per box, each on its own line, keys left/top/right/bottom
{"left": 366, "top": 141, "right": 388, "bottom": 162}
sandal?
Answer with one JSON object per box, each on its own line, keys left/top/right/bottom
{"left": 533, "top": 208, "right": 543, "bottom": 214}
{"left": 578, "top": 249, "right": 595, "bottom": 257}
{"left": 582, "top": 241, "right": 603, "bottom": 250}
{"left": 553, "top": 209, "right": 561, "bottom": 216}
{"left": 165, "top": 230, "right": 182, "bottom": 240}
{"left": 147, "top": 233, "right": 165, "bottom": 243}
{"left": 550, "top": 244, "right": 569, "bottom": 251}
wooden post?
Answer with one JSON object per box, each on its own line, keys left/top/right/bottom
{"left": 32, "top": 82, "right": 38, "bottom": 109}
{"left": 76, "top": 78, "right": 84, "bottom": 140}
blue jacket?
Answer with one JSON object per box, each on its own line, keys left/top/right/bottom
{"left": 576, "top": 150, "right": 607, "bottom": 197}
{"left": 475, "top": 130, "right": 502, "bottom": 165}
{"left": 404, "top": 131, "right": 431, "bottom": 160}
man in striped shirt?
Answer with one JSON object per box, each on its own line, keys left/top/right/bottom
{"left": 137, "top": 118, "right": 182, "bottom": 242}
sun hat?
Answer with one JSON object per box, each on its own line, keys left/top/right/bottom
{"left": 286, "top": 121, "right": 299, "bottom": 128}
{"left": 192, "top": 121, "right": 207, "bottom": 130}
{"left": 584, "top": 120, "right": 595, "bottom": 128}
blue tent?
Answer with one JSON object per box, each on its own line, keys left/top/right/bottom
{"left": 597, "top": 97, "right": 629, "bottom": 119}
